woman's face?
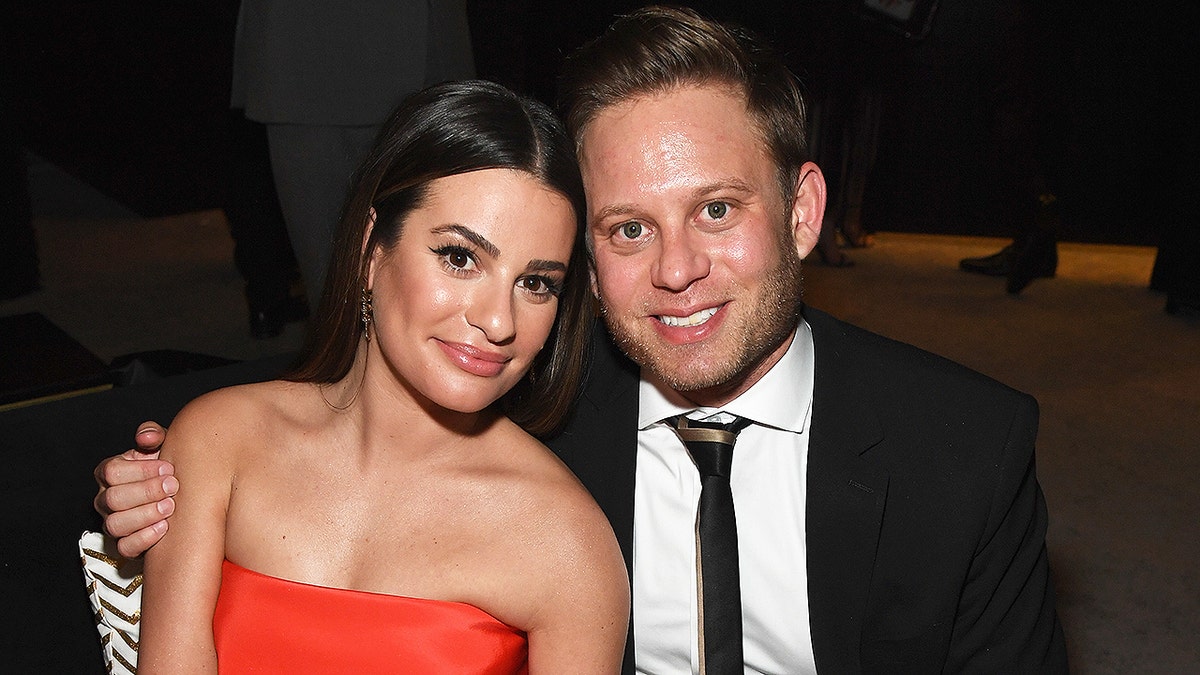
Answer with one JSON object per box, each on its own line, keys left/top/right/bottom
{"left": 366, "top": 168, "right": 577, "bottom": 414}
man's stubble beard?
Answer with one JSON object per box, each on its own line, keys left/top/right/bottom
{"left": 598, "top": 229, "right": 805, "bottom": 394}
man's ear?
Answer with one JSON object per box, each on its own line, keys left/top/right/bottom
{"left": 363, "top": 207, "right": 380, "bottom": 288}
{"left": 789, "top": 162, "right": 827, "bottom": 258}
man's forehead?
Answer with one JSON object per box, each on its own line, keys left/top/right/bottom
{"left": 578, "top": 83, "right": 754, "bottom": 150}
{"left": 578, "top": 90, "right": 774, "bottom": 188}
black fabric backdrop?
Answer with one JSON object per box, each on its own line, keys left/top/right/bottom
{"left": 1, "top": 354, "right": 293, "bottom": 672}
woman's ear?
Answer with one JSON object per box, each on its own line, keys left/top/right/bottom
{"left": 363, "top": 207, "right": 379, "bottom": 289}
{"left": 789, "top": 162, "right": 827, "bottom": 259}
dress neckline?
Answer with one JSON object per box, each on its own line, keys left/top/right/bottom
{"left": 221, "top": 558, "right": 512, "bottom": 625}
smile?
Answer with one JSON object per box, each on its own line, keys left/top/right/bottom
{"left": 658, "top": 306, "right": 720, "bottom": 327}
{"left": 437, "top": 340, "right": 511, "bottom": 377}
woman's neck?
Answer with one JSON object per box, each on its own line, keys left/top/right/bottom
{"left": 317, "top": 343, "right": 501, "bottom": 461}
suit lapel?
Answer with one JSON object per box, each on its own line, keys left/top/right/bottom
{"left": 550, "top": 324, "right": 640, "bottom": 568}
{"left": 547, "top": 324, "right": 641, "bottom": 674}
{"left": 803, "top": 307, "right": 889, "bottom": 673}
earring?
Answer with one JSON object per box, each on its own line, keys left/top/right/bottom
{"left": 360, "top": 288, "right": 374, "bottom": 340}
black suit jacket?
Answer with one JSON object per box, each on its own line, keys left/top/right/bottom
{"left": 547, "top": 306, "right": 1067, "bottom": 673}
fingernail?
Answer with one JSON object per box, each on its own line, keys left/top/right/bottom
{"left": 162, "top": 476, "right": 179, "bottom": 495}
{"left": 137, "top": 427, "right": 156, "bottom": 436}
{"left": 152, "top": 519, "right": 169, "bottom": 534}
{"left": 157, "top": 497, "right": 175, "bottom": 516}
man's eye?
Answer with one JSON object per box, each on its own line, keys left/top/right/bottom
{"left": 619, "top": 221, "right": 644, "bottom": 239}
{"left": 705, "top": 202, "right": 728, "bottom": 219}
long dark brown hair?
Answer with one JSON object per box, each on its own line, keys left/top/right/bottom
{"left": 286, "top": 80, "right": 592, "bottom": 438}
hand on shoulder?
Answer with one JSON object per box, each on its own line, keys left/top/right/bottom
{"left": 93, "top": 420, "right": 185, "bottom": 557}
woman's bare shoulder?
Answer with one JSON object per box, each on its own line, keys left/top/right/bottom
{"left": 491, "top": 422, "right": 597, "bottom": 502}
{"left": 162, "top": 380, "right": 316, "bottom": 461}
{"left": 491, "top": 422, "right": 625, "bottom": 572}
{"left": 487, "top": 425, "right": 630, "bottom": 654}
{"left": 176, "top": 379, "right": 317, "bottom": 420}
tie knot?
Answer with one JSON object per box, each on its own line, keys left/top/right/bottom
{"left": 671, "top": 415, "right": 750, "bottom": 478}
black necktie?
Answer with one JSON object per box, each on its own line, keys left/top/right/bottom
{"left": 671, "top": 414, "right": 752, "bottom": 675}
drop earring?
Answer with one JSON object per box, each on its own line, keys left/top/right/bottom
{"left": 360, "top": 288, "right": 374, "bottom": 340}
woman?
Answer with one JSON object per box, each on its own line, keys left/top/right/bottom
{"left": 138, "top": 81, "right": 629, "bottom": 673}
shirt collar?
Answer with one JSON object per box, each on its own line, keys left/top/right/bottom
{"left": 637, "top": 319, "right": 814, "bottom": 434}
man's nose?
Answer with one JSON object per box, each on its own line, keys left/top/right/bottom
{"left": 650, "top": 227, "right": 711, "bottom": 292}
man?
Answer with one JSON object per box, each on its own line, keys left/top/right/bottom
{"left": 95, "top": 7, "right": 1066, "bottom": 673}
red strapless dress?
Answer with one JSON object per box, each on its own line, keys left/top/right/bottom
{"left": 213, "top": 560, "right": 529, "bottom": 673}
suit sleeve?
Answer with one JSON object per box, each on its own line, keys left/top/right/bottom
{"left": 946, "top": 394, "right": 1068, "bottom": 673}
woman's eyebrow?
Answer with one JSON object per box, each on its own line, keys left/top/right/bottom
{"left": 526, "top": 259, "right": 567, "bottom": 273}
{"left": 432, "top": 223, "right": 566, "bottom": 272}
{"left": 431, "top": 224, "right": 500, "bottom": 258}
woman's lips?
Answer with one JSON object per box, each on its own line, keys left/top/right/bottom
{"left": 436, "top": 340, "right": 510, "bottom": 377}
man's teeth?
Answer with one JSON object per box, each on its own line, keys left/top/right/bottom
{"left": 660, "top": 307, "right": 718, "bottom": 327}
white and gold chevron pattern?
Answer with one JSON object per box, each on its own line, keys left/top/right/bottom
{"left": 79, "top": 531, "right": 143, "bottom": 674}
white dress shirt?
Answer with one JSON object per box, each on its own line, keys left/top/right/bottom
{"left": 633, "top": 321, "right": 818, "bottom": 674}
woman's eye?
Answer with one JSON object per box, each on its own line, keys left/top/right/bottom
{"left": 431, "top": 245, "right": 477, "bottom": 271}
{"left": 619, "top": 221, "right": 644, "bottom": 240}
{"left": 705, "top": 202, "right": 729, "bottom": 219}
{"left": 520, "top": 276, "right": 561, "bottom": 299}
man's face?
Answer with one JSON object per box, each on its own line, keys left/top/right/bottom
{"left": 579, "top": 83, "right": 825, "bottom": 405}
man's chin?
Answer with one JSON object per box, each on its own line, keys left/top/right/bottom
{"left": 601, "top": 311, "right": 755, "bottom": 392}
{"left": 613, "top": 332, "right": 740, "bottom": 392}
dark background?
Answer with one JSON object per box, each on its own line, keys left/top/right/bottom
{"left": 2, "top": 355, "right": 293, "bottom": 673}
{"left": 2, "top": 2, "right": 1196, "bottom": 670}
{"left": 6, "top": 1, "right": 1196, "bottom": 246}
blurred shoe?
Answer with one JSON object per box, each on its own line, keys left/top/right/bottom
{"left": 249, "top": 307, "right": 284, "bottom": 339}
{"left": 248, "top": 293, "right": 309, "bottom": 339}
{"left": 1007, "top": 195, "right": 1062, "bottom": 294}
{"left": 815, "top": 244, "right": 854, "bottom": 267}
{"left": 1165, "top": 294, "right": 1200, "bottom": 316}
{"left": 839, "top": 229, "right": 875, "bottom": 249}
{"left": 1006, "top": 239, "right": 1058, "bottom": 295}
{"left": 839, "top": 208, "right": 874, "bottom": 248}
{"left": 960, "top": 245, "right": 1015, "bottom": 276}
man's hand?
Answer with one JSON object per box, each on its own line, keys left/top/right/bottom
{"left": 93, "top": 422, "right": 177, "bottom": 558}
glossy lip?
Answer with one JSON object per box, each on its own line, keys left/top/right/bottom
{"left": 436, "top": 340, "right": 511, "bottom": 377}
{"left": 650, "top": 302, "right": 728, "bottom": 345}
